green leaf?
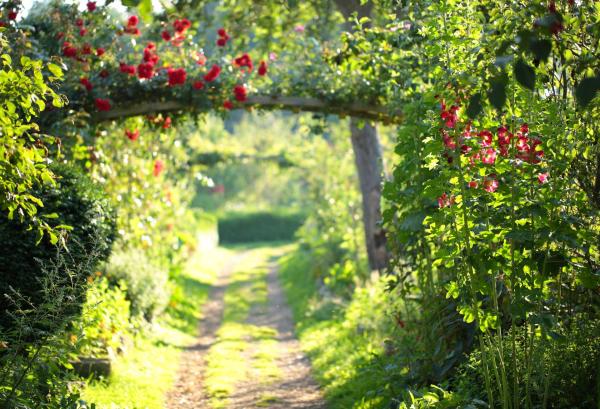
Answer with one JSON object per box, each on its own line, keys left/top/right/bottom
{"left": 47, "top": 63, "right": 64, "bottom": 79}
{"left": 575, "top": 76, "right": 600, "bottom": 107}
{"left": 466, "top": 92, "right": 482, "bottom": 119}
{"left": 514, "top": 59, "right": 536, "bottom": 90}
{"left": 487, "top": 74, "right": 507, "bottom": 111}
{"left": 121, "top": 0, "right": 141, "bottom": 6}
{"left": 138, "top": 0, "right": 153, "bottom": 21}
{"left": 530, "top": 39, "right": 552, "bottom": 62}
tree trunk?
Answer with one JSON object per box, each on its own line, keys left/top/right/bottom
{"left": 350, "top": 118, "right": 388, "bottom": 271}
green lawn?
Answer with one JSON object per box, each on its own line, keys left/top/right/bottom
{"left": 81, "top": 247, "right": 224, "bottom": 409}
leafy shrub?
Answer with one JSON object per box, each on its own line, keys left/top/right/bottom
{"left": 71, "top": 276, "right": 131, "bottom": 358}
{"left": 0, "top": 252, "right": 100, "bottom": 408}
{"left": 103, "top": 249, "right": 170, "bottom": 322}
{"left": 217, "top": 210, "right": 306, "bottom": 244}
{"left": 0, "top": 164, "right": 116, "bottom": 331}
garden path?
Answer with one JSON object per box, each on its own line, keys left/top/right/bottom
{"left": 166, "top": 246, "right": 326, "bottom": 409}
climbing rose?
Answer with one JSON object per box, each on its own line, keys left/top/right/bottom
{"left": 216, "top": 28, "right": 230, "bottom": 47}
{"left": 96, "top": 47, "right": 105, "bottom": 56}
{"left": 80, "top": 77, "right": 93, "bottom": 91}
{"left": 153, "top": 160, "right": 165, "bottom": 177}
{"left": 62, "top": 43, "right": 78, "bottom": 58}
{"left": 128, "top": 15, "right": 139, "bottom": 26}
{"left": 79, "top": 28, "right": 87, "bottom": 36}
{"left": 204, "top": 64, "right": 221, "bottom": 82}
{"left": 223, "top": 100, "right": 233, "bottom": 110}
{"left": 233, "top": 53, "right": 253, "bottom": 71}
{"left": 95, "top": 98, "right": 111, "bottom": 111}
{"left": 217, "top": 28, "right": 227, "bottom": 37}
{"left": 195, "top": 51, "right": 207, "bottom": 66}
{"left": 87, "top": 1, "right": 96, "bottom": 11}
{"left": 125, "top": 129, "right": 139, "bottom": 141}
{"left": 173, "top": 18, "right": 191, "bottom": 34}
{"left": 161, "top": 30, "right": 171, "bottom": 41}
{"left": 538, "top": 172, "right": 549, "bottom": 184}
{"left": 137, "top": 62, "right": 154, "bottom": 79}
{"left": 81, "top": 43, "right": 92, "bottom": 55}
{"left": 8, "top": 10, "right": 17, "bottom": 20}
{"left": 167, "top": 68, "right": 186, "bottom": 86}
{"left": 193, "top": 80, "right": 204, "bottom": 90}
{"left": 258, "top": 60, "right": 268, "bottom": 76}
{"left": 162, "top": 116, "right": 172, "bottom": 129}
{"left": 233, "top": 84, "right": 247, "bottom": 102}
{"left": 119, "top": 63, "right": 136, "bottom": 75}
{"left": 143, "top": 43, "right": 159, "bottom": 65}
{"left": 75, "top": 18, "right": 84, "bottom": 27}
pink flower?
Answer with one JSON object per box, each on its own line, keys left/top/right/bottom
{"left": 482, "top": 148, "right": 497, "bottom": 165}
{"left": 437, "top": 192, "right": 455, "bottom": 208}
{"left": 294, "top": 24, "right": 305, "bottom": 33}
{"left": 538, "top": 172, "right": 549, "bottom": 184}
{"left": 478, "top": 130, "right": 493, "bottom": 147}
{"left": 483, "top": 176, "right": 499, "bottom": 193}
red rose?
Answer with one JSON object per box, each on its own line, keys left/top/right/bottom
{"left": 8, "top": 10, "right": 17, "bottom": 20}
{"left": 216, "top": 28, "right": 230, "bottom": 47}
{"left": 162, "top": 116, "right": 172, "bottom": 129}
{"left": 233, "top": 53, "right": 253, "bottom": 71}
{"left": 81, "top": 43, "right": 92, "bottom": 55}
{"left": 137, "top": 62, "right": 154, "bottom": 79}
{"left": 119, "top": 63, "right": 136, "bottom": 75}
{"left": 153, "top": 160, "right": 165, "bottom": 177}
{"left": 167, "top": 67, "right": 186, "bottom": 86}
{"left": 173, "top": 18, "right": 191, "bottom": 34}
{"left": 62, "top": 43, "right": 78, "bottom": 58}
{"left": 80, "top": 77, "right": 93, "bottom": 91}
{"left": 87, "top": 1, "right": 96, "bottom": 11}
{"left": 233, "top": 84, "right": 247, "bottom": 102}
{"left": 75, "top": 18, "right": 84, "bottom": 27}
{"left": 96, "top": 47, "right": 105, "bottom": 57}
{"left": 95, "top": 98, "right": 111, "bottom": 111}
{"left": 216, "top": 38, "right": 227, "bottom": 47}
{"left": 203, "top": 64, "right": 221, "bottom": 82}
{"left": 79, "top": 28, "right": 87, "bottom": 36}
{"left": 258, "top": 60, "right": 267, "bottom": 76}
{"left": 143, "top": 44, "right": 159, "bottom": 65}
{"left": 128, "top": 15, "right": 139, "bottom": 27}
{"left": 223, "top": 100, "right": 233, "bottom": 110}
{"left": 193, "top": 80, "right": 205, "bottom": 90}
{"left": 125, "top": 129, "right": 139, "bottom": 141}
{"left": 217, "top": 28, "right": 227, "bottom": 37}
{"left": 161, "top": 31, "right": 171, "bottom": 41}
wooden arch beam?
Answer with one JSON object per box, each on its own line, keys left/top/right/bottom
{"left": 91, "top": 95, "right": 402, "bottom": 123}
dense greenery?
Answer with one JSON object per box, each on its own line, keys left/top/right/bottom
{"left": 0, "top": 0, "right": 599, "bottom": 408}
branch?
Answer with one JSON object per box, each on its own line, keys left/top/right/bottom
{"left": 91, "top": 95, "right": 402, "bottom": 123}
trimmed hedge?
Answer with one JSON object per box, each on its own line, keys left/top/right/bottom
{"left": 217, "top": 210, "right": 306, "bottom": 244}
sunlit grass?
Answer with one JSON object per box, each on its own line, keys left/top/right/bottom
{"left": 81, "top": 246, "right": 226, "bottom": 409}
{"left": 278, "top": 246, "right": 394, "bottom": 409}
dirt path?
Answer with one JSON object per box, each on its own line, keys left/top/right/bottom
{"left": 167, "top": 248, "right": 327, "bottom": 409}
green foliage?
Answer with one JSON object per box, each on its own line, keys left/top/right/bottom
{"left": 103, "top": 249, "right": 170, "bottom": 322}
{"left": 0, "top": 164, "right": 116, "bottom": 332}
{"left": 0, "top": 36, "right": 65, "bottom": 239}
{"left": 217, "top": 210, "right": 306, "bottom": 244}
{"left": 71, "top": 277, "right": 132, "bottom": 358}
{"left": 0, "top": 252, "right": 100, "bottom": 409}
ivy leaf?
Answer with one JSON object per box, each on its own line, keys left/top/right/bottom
{"left": 466, "top": 92, "right": 482, "bottom": 119}
{"left": 530, "top": 39, "right": 552, "bottom": 62}
{"left": 487, "top": 74, "right": 507, "bottom": 111}
{"left": 514, "top": 59, "right": 536, "bottom": 90}
{"left": 575, "top": 76, "right": 600, "bottom": 107}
